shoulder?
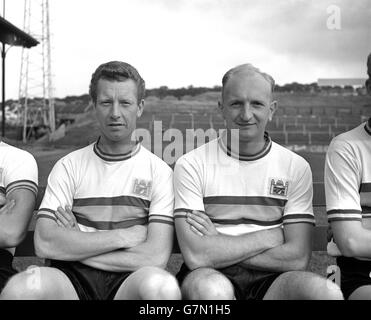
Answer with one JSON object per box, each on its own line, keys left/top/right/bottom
{"left": 54, "top": 144, "right": 94, "bottom": 170}
{"left": 139, "top": 145, "right": 173, "bottom": 176}
{"left": 326, "top": 125, "right": 367, "bottom": 162}
{"left": 176, "top": 139, "right": 218, "bottom": 167}
{"left": 0, "top": 142, "right": 37, "bottom": 167}
{"left": 271, "top": 142, "right": 310, "bottom": 170}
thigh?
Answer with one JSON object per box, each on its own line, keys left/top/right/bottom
{"left": 0, "top": 250, "right": 16, "bottom": 292}
{"left": 0, "top": 267, "right": 16, "bottom": 292}
{"left": 349, "top": 285, "right": 371, "bottom": 300}
{"left": 337, "top": 257, "right": 371, "bottom": 300}
{"left": 218, "top": 264, "right": 280, "bottom": 300}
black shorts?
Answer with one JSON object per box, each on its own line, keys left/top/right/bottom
{"left": 0, "top": 249, "right": 17, "bottom": 292}
{"left": 337, "top": 256, "right": 371, "bottom": 299}
{"left": 49, "top": 259, "right": 132, "bottom": 300}
{"left": 177, "top": 263, "right": 281, "bottom": 300}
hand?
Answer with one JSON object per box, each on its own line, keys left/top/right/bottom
{"left": 0, "top": 198, "right": 15, "bottom": 215}
{"left": 186, "top": 210, "right": 218, "bottom": 237}
{"left": 118, "top": 224, "right": 148, "bottom": 248}
{"left": 55, "top": 205, "right": 80, "bottom": 230}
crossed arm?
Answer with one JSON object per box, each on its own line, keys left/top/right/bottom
{"left": 175, "top": 211, "right": 284, "bottom": 270}
{"left": 179, "top": 211, "right": 312, "bottom": 272}
{"left": 35, "top": 206, "right": 173, "bottom": 272}
{"left": 0, "top": 189, "right": 36, "bottom": 248}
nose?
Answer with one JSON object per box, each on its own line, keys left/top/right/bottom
{"left": 110, "top": 101, "right": 120, "bottom": 119}
{"left": 241, "top": 103, "right": 253, "bottom": 121}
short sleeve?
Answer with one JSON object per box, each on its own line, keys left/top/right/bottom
{"left": 325, "top": 139, "right": 362, "bottom": 223}
{"left": 4, "top": 150, "right": 38, "bottom": 197}
{"left": 173, "top": 156, "right": 204, "bottom": 218}
{"left": 37, "top": 157, "right": 75, "bottom": 221}
{"left": 283, "top": 161, "right": 315, "bottom": 226}
{"left": 148, "top": 164, "right": 174, "bottom": 226}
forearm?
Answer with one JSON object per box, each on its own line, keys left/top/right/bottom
{"left": 240, "top": 242, "right": 310, "bottom": 272}
{"left": 0, "top": 213, "right": 33, "bottom": 248}
{"left": 81, "top": 241, "right": 170, "bottom": 272}
{"left": 185, "top": 228, "right": 284, "bottom": 270}
{"left": 0, "top": 189, "right": 36, "bottom": 248}
{"left": 0, "top": 217, "right": 25, "bottom": 248}
{"left": 35, "top": 226, "right": 124, "bottom": 261}
{"left": 338, "top": 229, "right": 371, "bottom": 258}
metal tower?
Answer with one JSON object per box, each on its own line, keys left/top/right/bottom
{"left": 17, "top": 0, "right": 55, "bottom": 142}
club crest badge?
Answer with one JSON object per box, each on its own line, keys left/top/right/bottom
{"left": 133, "top": 179, "right": 152, "bottom": 197}
{"left": 269, "top": 178, "right": 289, "bottom": 197}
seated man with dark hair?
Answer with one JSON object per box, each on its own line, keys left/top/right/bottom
{"left": 1, "top": 61, "right": 180, "bottom": 300}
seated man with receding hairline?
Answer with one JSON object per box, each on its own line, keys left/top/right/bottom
{"left": 174, "top": 63, "right": 343, "bottom": 300}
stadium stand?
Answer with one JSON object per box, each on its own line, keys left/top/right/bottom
{"left": 308, "top": 132, "right": 332, "bottom": 145}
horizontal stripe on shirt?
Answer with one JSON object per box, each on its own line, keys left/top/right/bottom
{"left": 204, "top": 203, "right": 283, "bottom": 221}
{"left": 360, "top": 183, "right": 371, "bottom": 192}
{"left": 73, "top": 195, "right": 150, "bottom": 208}
{"left": 75, "top": 215, "right": 148, "bottom": 230}
{"left": 203, "top": 196, "right": 287, "bottom": 207}
{"left": 174, "top": 210, "right": 313, "bottom": 226}
{"left": 72, "top": 205, "right": 148, "bottom": 222}
{"left": 37, "top": 209, "right": 174, "bottom": 228}
{"left": 6, "top": 180, "right": 38, "bottom": 196}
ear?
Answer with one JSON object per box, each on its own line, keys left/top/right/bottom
{"left": 268, "top": 100, "right": 277, "bottom": 121}
{"left": 137, "top": 99, "right": 144, "bottom": 118}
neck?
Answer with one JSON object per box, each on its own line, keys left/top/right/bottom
{"left": 224, "top": 131, "right": 266, "bottom": 156}
{"left": 98, "top": 136, "right": 137, "bottom": 154}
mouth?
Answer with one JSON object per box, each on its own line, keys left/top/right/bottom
{"left": 235, "top": 122, "right": 255, "bottom": 128}
{"left": 108, "top": 123, "right": 125, "bottom": 127}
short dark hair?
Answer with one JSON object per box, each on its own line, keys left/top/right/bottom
{"left": 89, "top": 61, "right": 145, "bottom": 103}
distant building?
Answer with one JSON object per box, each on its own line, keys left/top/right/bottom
{"left": 318, "top": 78, "right": 367, "bottom": 88}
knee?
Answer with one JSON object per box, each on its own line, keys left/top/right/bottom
{"left": 183, "top": 270, "right": 234, "bottom": 300}
{"left": 138, "top": 267, "right": 181, "bottom": 300}
{"left": 321, "top": 280, "right": 344, "bottom": 300}
{"left": 298, "top": 272, "right": 344, "bottom": 300}
{"left": 1, "top": 267, "right": 48, "bottom": 300}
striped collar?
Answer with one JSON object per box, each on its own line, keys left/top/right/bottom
{"left": 218, "top": 132, "right": 272, "bottom": 161}
{"left": 365, "top": 117, "right": 371, "bottom": 136}
{"left": 93, "top": 137, "right": 141, "bottom": 162}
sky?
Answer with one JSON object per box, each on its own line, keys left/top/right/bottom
{"left": 1, "top": 0, "right": 371, "bottom": 99}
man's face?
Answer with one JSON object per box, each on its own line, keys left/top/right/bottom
{"left": 94, "top": 78, "right": 143, "bottom": 144}
{"left": 220, "top": 72, "right": 276, "bottom": 143}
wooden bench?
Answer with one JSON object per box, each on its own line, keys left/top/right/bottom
{"left": 14, "top": 182, "right": 329, "bottom": 257}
